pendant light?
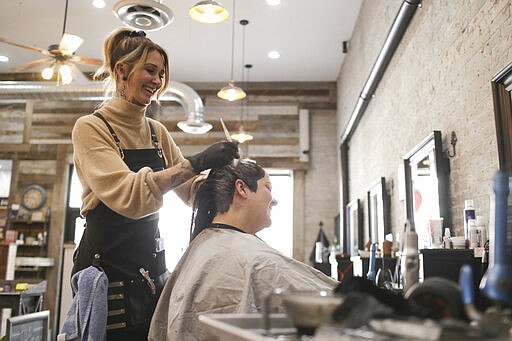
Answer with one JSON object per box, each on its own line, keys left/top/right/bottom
{"left": 217, "top": 1, "right": 246, "bottom": 101}
{"left": 189, "top": 0, "right": 229, "bottom": 24}
{"left": 231, "top": 20, "right": 253, "bottom": 143}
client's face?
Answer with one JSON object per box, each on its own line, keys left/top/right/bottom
{"left": 249, "top": 173, "right": 278, "bottom": 232}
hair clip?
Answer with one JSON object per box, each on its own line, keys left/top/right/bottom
{"left": 123, "top": 30, "right": 147, "bottom": 38}
{"left": 131, "top": 30, "right": 146, "bottom": 37}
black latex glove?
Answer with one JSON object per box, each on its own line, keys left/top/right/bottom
{"left": 187, "top": 141, "right": 239, "bottom": 174}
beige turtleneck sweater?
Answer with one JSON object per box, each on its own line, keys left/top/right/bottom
{"left": 72, "top": 98, "right": 201, "bottom": 219}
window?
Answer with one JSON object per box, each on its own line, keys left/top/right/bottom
{"left": 159, "top": 168, "right": 294, "bottom": 271}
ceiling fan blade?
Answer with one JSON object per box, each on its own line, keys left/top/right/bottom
{"left": 68, "top": 63, "right": 91, "bottom": 85}
{"left": 71, "top": 55, "right": 103, "bottom": 66}
{"left": 0, "top": 37, "right": 52, "bottom": 56}
{"left": 59, "top": 33, "right": 83, "bottom": 55}
{"left": 14, "top": 58, "right": 54, "bottom": 72}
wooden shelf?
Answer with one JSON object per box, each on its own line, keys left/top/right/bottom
{"left": 7, "top": 218, "right": 50, "bottom": 281}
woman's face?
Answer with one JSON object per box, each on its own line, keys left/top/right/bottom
{"left": 125, "top": 50, "right": 165, "bottom": 106}
{"left": 247, "top": 173, "right": 278, "bottom": 233}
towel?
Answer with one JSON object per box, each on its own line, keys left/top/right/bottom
{"left": 59, "top": 266, "right": 108, "bottom": 341}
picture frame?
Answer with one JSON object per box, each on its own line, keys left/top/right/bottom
{"left": 367, "top": 177, "right": 389, "bottom": 250}
{"left": 345, "top": 199, "right": 362, "bottom": 256}
{"left": 6, "top": 310, "right": 49, "bottom": 341}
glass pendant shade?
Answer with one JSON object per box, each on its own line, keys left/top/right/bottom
{"left": 217, "top": 83, "right": 246, "bottom": 101}
{"left": 189, "top": 0, "right": 229, "bottom": 23}
{"left": 177, "top": 120, "right": 213, "bottom": 134}
{"left": 231, "top": 130, "right": 253, "bottom": 143}
{"left": 177, "top": 109, "right": 213, "bottom": 134}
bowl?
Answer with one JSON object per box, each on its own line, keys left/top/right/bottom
{"left": 281, "top": 290, "right": 343, "bottom": 335}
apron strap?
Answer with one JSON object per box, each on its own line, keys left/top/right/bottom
{"left": 147, "top": 120, "right": 163, "bottom": 158}
{"left": 93, "top": 112, "right": 124, "bottom": 159}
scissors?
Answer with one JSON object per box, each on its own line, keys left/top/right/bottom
{"left": 220, "top": 118, "right": 239, "bottom": 167}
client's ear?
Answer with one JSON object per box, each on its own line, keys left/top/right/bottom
{"left": 234, "top": 179, "right": 248, "bottom": 198}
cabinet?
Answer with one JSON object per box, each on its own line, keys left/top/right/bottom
{"left": 7, "top": 217, "right": 51, "bottom": 282}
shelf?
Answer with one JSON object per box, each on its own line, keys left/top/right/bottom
{"left": 10, "top": 219, "right": 47, "bottom": 224}
{"left": 16, "top": 244, "right": 47, "bottom": 247}
{"left": 15, "top": 257, "right": 54, "bottom": 267}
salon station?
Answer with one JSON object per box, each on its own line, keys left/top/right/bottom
{"left": 0, "top": 0, "right": 511, "bottom": 340}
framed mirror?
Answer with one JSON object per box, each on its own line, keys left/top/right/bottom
{"left": 345, "top": 199, "right": 362, "bottom": 256}
{"left": 404, "top": 131, "right": 451, "bottom": 249}
{"left": 367, "top": 177, "right": 389, "bottom": 250}
{"left": 491, "top": 61, "right": 512, "bottom": 170}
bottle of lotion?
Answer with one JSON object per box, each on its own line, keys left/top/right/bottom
{"left": 464, "top": 200, "right": 476, "bottom": 248}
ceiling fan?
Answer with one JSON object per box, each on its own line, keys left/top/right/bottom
{"left": 0, "top": 0, "right": 102, "bottom": 85}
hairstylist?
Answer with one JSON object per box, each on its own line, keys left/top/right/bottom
{"left": 71, "top": 28, "right": 238, "bottom": 340}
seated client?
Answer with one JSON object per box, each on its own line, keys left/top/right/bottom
{"left": 149, "top": 160, "right": 338, "bottom": 340}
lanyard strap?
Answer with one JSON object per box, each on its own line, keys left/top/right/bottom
{"left": 210, "top": 223, "right": 246, "bottom": 234}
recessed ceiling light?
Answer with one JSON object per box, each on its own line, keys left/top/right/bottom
{"left": 92, "top": 0, "right": 106, "bottom": 8}
{"left": 267, "top": 0, "right": 280, "bottom": 6}
{"left": 0, "top": 56, "right": 9, "bottom": 63}
{"left": 267, "top": 50, "right": 280, "bottom": 59}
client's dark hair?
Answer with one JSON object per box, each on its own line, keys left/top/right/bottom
{"left": 190, "top": 160, "right": 266, "bottom": 241}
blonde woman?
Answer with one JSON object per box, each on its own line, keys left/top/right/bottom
{"left": 71, "top": 28, "right": 238, "bottom": 340}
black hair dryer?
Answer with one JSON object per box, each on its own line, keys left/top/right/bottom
{"left": 479, "top": 171, "right": 512, "bottom": 304}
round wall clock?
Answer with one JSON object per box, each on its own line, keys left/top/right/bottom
{"left": 20, "top": 184, "right": 47, "bottom": 211}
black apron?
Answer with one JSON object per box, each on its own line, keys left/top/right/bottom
{"left": 72, "top": 112, "right": 169, "bottom": 340}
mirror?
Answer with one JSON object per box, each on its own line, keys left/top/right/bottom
{"left": 345, "top": 199, "right": 362, "bottom": 256}
{"left": 0, "top": 159, "right": 13, "bottom": 198}
{"left": 367, "top": 177, "right": 389, "bottom": 250}
{"left": 491, "top": 61, "right": 512, "bottom": 170}
{"left": 404, "top": 131, "right": 451, "bottom": 249}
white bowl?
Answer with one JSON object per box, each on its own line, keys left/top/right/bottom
{"left": 281, "top": 290, "right": 343, "bottom": 334}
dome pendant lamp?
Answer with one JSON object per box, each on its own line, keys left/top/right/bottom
{"left": 217, "top": 1, "right": 246, "bottom": 101}
{"left": 189, "top": 0, "right": 229, "bottom": 24}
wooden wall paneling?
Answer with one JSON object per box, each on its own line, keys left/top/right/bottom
{"left": 22, "top": 101, "right": 33, "bottom": 144}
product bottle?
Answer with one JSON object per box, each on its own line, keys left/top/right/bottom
{"left": 401, "top": 221, "right": 419, "bottom": 294}
{"left": 329, "top": 246, "right": 338, "bottom": 280}
{"left": 476, "top": 216, "right": 487, "bottom": 247}
{"left": 464, "top": 200, "right": 476, "bottom": 248}
{"left": 367, "top": 243, "right": 377, "bottom": 282}
{"left": 468, "top": 218, "right": 478, "bottom": 249}
{"left": 443, "top": 228, "right": 452, "bottom": 249}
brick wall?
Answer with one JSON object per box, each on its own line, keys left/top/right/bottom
{"left": 304, "top": 109, "right": 340, "bottom": 259}
{"left": 337, "top": 0, "right": 512, "bottom": 240}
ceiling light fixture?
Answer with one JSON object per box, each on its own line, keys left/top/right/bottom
{"left": 217, "top": 1, "right": 246, "bottom": 101}
{"left": 189, "top": 0, "right": 229, "bottom": 24}
{"left": 268, "top": 50, "right": 280, "bottom": 59}
{"left": 0, "top": 0, "right": 102, "bottom": 86}
{"left": 231, "top": 21, "right": 253, "bottom": 144}
{"left": 0, "top": 56, "right": 9, "bottom": 63}
{"left": 266, "top": 0, "right": 281, "bottom": 6}
{"left": 114, "top": 0, "right": 174, "bottom": 31}
{"left": 92, "top": 0, "right": 106, "bottom": 8}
